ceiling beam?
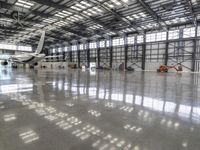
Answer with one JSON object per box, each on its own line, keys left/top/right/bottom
{"left": 184, "top": 0, "right": 197, "bottom": 26}
{"left": 0, "top": 1, "right": 87, "bottom": 39}
{"left": 137, "top": 0, "right": 166, "bottom": 30}
{"left": 30, "top": 0, "right": 118, "bottom": 34}
{"left": 0, "top": 1, "right": 52, "bottom": 18}
{"left": 89, "top": 0, "right": 142, "bottom": 32}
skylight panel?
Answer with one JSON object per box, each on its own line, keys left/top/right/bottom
{"left": 139, "top": 12, "right": 146, "bottom": 17}
{"left": 110, "top": 0, "right": 121, "bottom": 5}
{"left": 54, "top": 21, "right": 69, "bottom": 27}
{"left": 0, "top": 18, "right": 12, "bottom": 22}
{"left": 191, "top": 0, "right": 198, "bottom": 5}
{"left": 83, "top": 11, "right": 93, "bottom": 16}
{"left": 87, "top": 9, "right": 97, "bottom": 15}
{"left": 43, "top": 18, "right": 58, "bottom": 24}
{"left": 119, "top": 28, "right": 135, "bottom": 33}
{"left": 76, "top": 3, "right": 87, "bottom": 9}
{"left": 93, "top": 7, "right": 103, "bottom": 13}
{"left": 33, "top": 24, "right": 45, "bottom": 28}
{"left": 88, "top": 24, "right": 103, "bottom": 30}
{"left": 66, "top": 15, "right": 83, "bottom": 23}
{"left": 104, "top": 2, "right": 115, "bottom": 8}
{"left": 165, "top": 17, "right": 189, "bottom": 25}
{"left": 121, "top": 0, "right": 129, "bottom": 3}
{"left": 73, "top": 15, "right": 84, "bottom": 20}
{"left": 15, "top": 0, "right": 34, "bottom": 9}
{"left": 133, "top": 14, "right": 140, "bottom": 19}
{"left": 71, "top": 6, "right": 82, "bottom": 11}
{"left": 126, "top": 12, "right": 147, "bottom": 21}
{"left": 54, "top": 11, "right": 72, "bottom": 18}
{"left": 104, "top": 31, "right": 116, "bottom": 36}
{"left": 80, "top": 1, "right": 92, "bottom": 7}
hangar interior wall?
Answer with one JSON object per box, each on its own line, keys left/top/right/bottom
{"left": 45, "top": 25, "right": 200, "bottom": 72}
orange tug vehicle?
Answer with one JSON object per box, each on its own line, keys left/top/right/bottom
{"left": 157, "top": 65, "right": 183, "bottom": 73}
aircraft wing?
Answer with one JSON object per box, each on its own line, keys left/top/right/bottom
{"left": 44, "top": 55, "right": 63, "bottom": 58}
{"left": 0, "top": 55, "right": 11, "bottom": 61}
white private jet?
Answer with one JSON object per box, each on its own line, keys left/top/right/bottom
{"left": 1, "top": 31, "right": 63, "bottom": 67}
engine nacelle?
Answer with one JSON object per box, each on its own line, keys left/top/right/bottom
{"left": 1, "top": 61, "right": 8, "bottom": 66}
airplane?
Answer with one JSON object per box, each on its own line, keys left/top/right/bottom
{"left": 0, "top": 31, "right": 63, "bottom": 67}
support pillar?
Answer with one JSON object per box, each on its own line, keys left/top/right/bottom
{"left": 77, "top": 42, "right": 81, "bottom": 68}
{"left": 109, "top": 37, "right": 113, "bottom": 69}
{"left": 97, "top": 40, "right": 100, "bottom": 68}
{"left": 142, "top": 32, "right": 146, "bottom": 70}
{"left": 124, "top": 34, "right": 128, "bottom": 70}
{"left": 86, "top": 41, "right": 90, "bottom": 68}
{"left": 192, "top": 23, "right": 198, "bottom": 72}
{"left": 165, "top": 29, "right": 169, "bottom": 66}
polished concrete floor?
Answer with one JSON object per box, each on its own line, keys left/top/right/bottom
{"left": 0, "top": 68, "right": 200, "bottom": 150}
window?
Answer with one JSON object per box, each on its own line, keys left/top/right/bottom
{"left": 112, "top": 38, "right": 124, "bottom": 46}
{"left": 80, "top": 44, "right": 84, "bottom": 50}
{"left": 89, "top": 42, "right": 97, "bottom": 49}
{"left": 0, "top": 44, "right": 32, "bottom": 51}
{"left": 146, "top": 33, "right": 156, "bottom": 42}
{"left": 146, "top": 32, "right": 166, "bottom": 42}
{"left": 17, "top": 46, "right": 32, "bottom": 51}
{"left": 156, "top": 32, "right": 166, "bottom": 41}
{"left": 106, "top": 40, "right": 110, "bottom": 47}
{"left": 119, "top": 38, "right": 124, "bottom": 45}
{"left": 127, "top": 36, "right": 135, "bottom": 44}
{"left": 58, "top": 47, "right": 62, "bottom": 53}
{"left": 183, "top": 27, "right": 195, "bottom": 38}
{"left": 197, "top": 26, "right": 200, "bottom": 37}
{"left": 113, "top": 39, "right": 118, "bottom": 46}
{"left": 64, "top": 46, "right": 68, "bottom": 52}
{"left": 100, "top": 41, "right": 105, "bottom": 48}
{"left": 169, "top": 30, "right": 179, "bottom": 40}
{"left": 72, "top": 45, "right": 77, "bottom": 51}
{"left": 137, "top": 35, "right": 143, "bottom": 43}
{"left": 52, "top": 48, "right": 56, "bottom": 53}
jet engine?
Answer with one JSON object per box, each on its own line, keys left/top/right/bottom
{"left": 1, "top": 61, "right": 8, "bottom": 66}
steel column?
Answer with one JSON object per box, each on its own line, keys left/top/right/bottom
{"left": 142, "top": 33, "right": 146, "bottom": 70}
{"left": 97, "top": 40, "right": 100, "bottom": 68}
{"left": 77, "top": 42, "right": 81, "bottom": 68}
{"left": 165, "top": 29, "right": 169, "bottom": 65}
{"left": 192, "top": 24, "right": 198, "bottom": 72}
{"left": 109, "top": 37, "right": 113, "bottom": 69}
{"left": 124, "top": 34, "right": 128, "bottom": 70}
{"left": 86, "top": 41, "right": 90, "bottom": 68}
{"left": 69, "top": 44, "right": 72, "bottom": 62}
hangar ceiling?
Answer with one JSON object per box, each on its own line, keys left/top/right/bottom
{"left": 0, "top": 0, "right": 199, "bottom": 48}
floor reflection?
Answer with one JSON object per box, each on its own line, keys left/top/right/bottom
{"left": 0, "top": 69, "right": 200, "bottom": 150}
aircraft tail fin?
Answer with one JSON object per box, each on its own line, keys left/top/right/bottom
{"left": 35, "top": 31, "right": 45, "bottom": 54}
